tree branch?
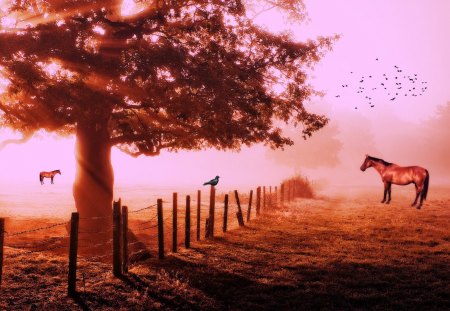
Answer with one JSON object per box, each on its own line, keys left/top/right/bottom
{"left": 0, "top": 132, "right": 33, "bottom": 151}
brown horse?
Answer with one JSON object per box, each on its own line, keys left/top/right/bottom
{"left": 39, "top": 169, "right": 61, "bottom": 185}
{"left": 360, "top": 155, "right": 429, "bottom": 209}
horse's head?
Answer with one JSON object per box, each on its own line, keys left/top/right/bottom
{"left": 360, "top": 155, "right": 373, "bottom": 171}
{"left": 56, "top": 169, "right": 61, "bottom": 174}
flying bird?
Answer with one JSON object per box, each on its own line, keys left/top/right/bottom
{"left": 203, "top": 176, "right": 220, "bottom": 186}
{"left": 336, "top": 60, "right": 429, "bottom": 110}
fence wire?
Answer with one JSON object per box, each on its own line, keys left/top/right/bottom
{"left": 5, "top": 221, "right": 69, "bottom": 237}
{"left": 129, "top": 203, "right": 157, "bottom": 214}
{"left": 136, "top": 223, "right": 158, "bottom": 231}
{"left": 79, "top": 228, "right": 113, "bottom": 235}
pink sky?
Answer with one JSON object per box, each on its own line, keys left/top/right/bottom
{"left": 0, "top": 0, "right": 449, "bottom": 192}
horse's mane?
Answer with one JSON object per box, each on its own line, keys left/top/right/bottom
{"left": 368, "top": 156, "right": 392, "bottom": 166}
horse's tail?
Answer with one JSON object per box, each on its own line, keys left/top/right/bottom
{"left": 422, "top": 170, "right": 429, "bottom": 201}
{"left": 39, "top": 173, "right": 43, "bottom": 182}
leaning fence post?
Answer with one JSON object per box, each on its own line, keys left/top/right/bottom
{"left": 256, "top": 187, "right": 261, "bottom": 216}
{"left": 234, "top": 190, "right": 245, "bottom": 226}
{"left": 247, "top": 190, "right": 253, "bottom": 222}
{"left": 172, "top": 192, "right": 178, "bottom": 253}
{"left": 223, "top": 194, "right": 229, "bottom": 232}
{"left": 207, "top": 186, "right": 216, "bottom": 238}
{"left": 157, "top": 199, "right": 164, "bottom": 259}
{"left": 113, "top": 200, "right": 122, "bottom": 277}
{"left": 197, "top": 190, "right": 201, "bottom": 241}
{"left": 185, "top": 195, "right": 191, "bottom": 249}
{"left": 0, "top": 218, "right": 5, "bottom": 290}
{"left": 122, "top": 206, "right": 128, "bottom": 274}
{"left": 68, "top": 212, "right": 79, "bottom": 296}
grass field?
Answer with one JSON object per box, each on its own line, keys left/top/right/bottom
{"left": 1, "top": 187, "right": 449, "bottom": 310}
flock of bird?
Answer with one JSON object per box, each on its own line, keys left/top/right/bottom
{"left": 334, "top": 59, "right": 429, "bottom": 109}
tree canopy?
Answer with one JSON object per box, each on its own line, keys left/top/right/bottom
{"left": 0, "top": 0, "right": 336, "bottom": 156}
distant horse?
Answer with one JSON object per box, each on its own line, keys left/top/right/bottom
{"left": 39, "top": 170, "right": 61, "bottom": 185}
{"left": 360, "top": 155, "right": 429, "bottom": 209}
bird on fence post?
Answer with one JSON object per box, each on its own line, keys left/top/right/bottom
{"left": 203, "top": 176, "right": 220, "bottom": 186}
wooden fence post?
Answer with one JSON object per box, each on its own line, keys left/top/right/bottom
{"left": 207, "top": 186, "right": 216, "bottom": 238}
{"left": 246, "top": 190, "right": 253, "bottom": 222}
{"left": 185, "top": 195, "right": 191, "bottom": 249}
{"left": 113, "top": 200, "right": 122, "bottom": 277}
{"left": 256, "top": 187, "right": 261, "bottom": 216}
{"left": 269, "top": 186, "right": 272, "bottom": 209}
{"left": 172, "top": 192, "right": 178, "bottom": 253}
{"left": 223, "top": 194, "right": 228, "bottom": 232}
{"left": 157, "top": 199, "right": 164, "bottom": 259}
{"left": 263, "top": 186, "right": 266, "bottom": 210}
{"left": 68, "top": 212, "right": 79, "bottom": 296}
{"left": 234, "top": 190, "right": 245, "bottom": 226}
{"left": 197, "top": 190, "right": 201, "bottom": 241}
{"left": 122, "top": 206, "right": 128, "bottom": 274}
{"left": 281, "top": 183, "right": 284, "bottom": 208}
{"left": 0, "top": 218, "right": 5, "bottom": 290}
{"left": 205, "top": 218, "right": 210, "bottom": 238}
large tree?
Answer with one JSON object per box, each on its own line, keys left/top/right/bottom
{"left": 0, "top": 0, "right": 335, "bottom": 228}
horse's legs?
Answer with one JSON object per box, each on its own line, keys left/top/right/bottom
{"left": 51, "top": 176, "right": 54, "bottom": 184}
{"left": 381, "top": 182, "right": 388, "bottom": 203}
{"left": 417, "top": 184, "right": 424, "bottom": 209}
{"left": 386, "top": 183, "right": 392, "bottom": 204}
{"left": 412, "top": 184, "right": 419, "bottom": 206}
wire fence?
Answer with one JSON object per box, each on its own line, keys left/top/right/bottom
{"left": 4, "top": 221, "right": 69, "bottom": 237}
{"left": 0, "top": 182, "right": 301, "bottom": 296}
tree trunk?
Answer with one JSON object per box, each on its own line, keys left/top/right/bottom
{"left": 73, "top": 119, "right": 113, "bottom": 235}
{"left": 72, "top": 118, "right": 149, "bottom": 259}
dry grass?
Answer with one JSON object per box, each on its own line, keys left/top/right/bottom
{"left": 1, "top": 188, "right": 449, "bottom": 310}
{"left": 283, "top": 174, "right": 315, "bottom": 198}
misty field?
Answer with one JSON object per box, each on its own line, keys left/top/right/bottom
{"left": 1, "top": 188, "right": 449, "bottom": 310}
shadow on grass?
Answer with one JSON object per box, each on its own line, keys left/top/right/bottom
{"left": 129, "top": 249, "right": 449, "bottom": 310}
{"left": 70, "top": 293, "right": 91, "bottom": 311}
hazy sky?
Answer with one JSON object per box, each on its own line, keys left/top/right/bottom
{"left": 0, "top": 0, "right": 449, "bottom": 192}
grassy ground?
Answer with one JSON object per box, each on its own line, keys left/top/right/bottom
{"left": 1, "top": 189, "right": 449, "bottom": 310}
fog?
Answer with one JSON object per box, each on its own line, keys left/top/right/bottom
{"left": 267, "top": 101, "right": 450, "bottom": 191}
